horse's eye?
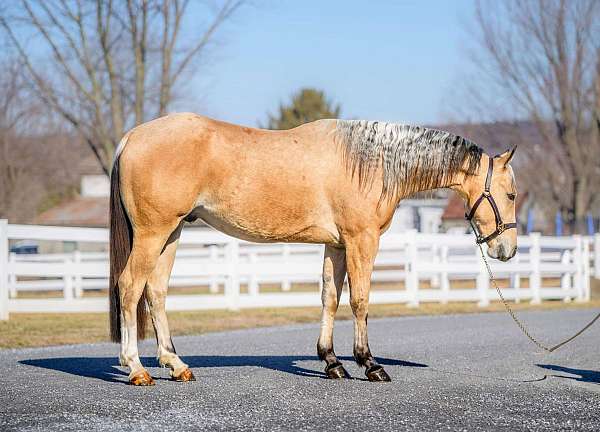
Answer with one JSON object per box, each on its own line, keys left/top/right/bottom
{"left": 507, "top": 193, "right": 516, "bottom": 201}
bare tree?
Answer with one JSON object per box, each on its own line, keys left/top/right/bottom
{"left": 0, "top": 60, "right": 84, "bottom": 222}
{"left": 463, "top": 0, "right": 600, "bottom": 232}
{"left": 0, "top": 0, "right": 244, "bottom": 175}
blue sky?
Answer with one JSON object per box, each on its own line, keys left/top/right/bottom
{"left": 186, "top": 0, "right": 478, "bottom": 127}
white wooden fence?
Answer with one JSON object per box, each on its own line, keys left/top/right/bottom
{"left": 0, "top": 220, "right": 596, "bottom": 320}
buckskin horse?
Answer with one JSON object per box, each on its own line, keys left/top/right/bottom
{"left": 109, "top": 114, "right": 517, "bottom": 385}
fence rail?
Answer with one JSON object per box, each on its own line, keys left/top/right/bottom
{"left": 0, "top": 220, "right": 596, "bottom": 320}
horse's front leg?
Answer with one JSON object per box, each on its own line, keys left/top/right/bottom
{"left": 317, "top": 245, "right": 349, "bottom": 378}
{"left": 345, "top": 230, "right": 391, "bottom": 382}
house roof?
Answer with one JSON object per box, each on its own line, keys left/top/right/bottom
{"left": 441, "top": 194, "right": 466, "bottom": 221}
{"left": 36, "top": 197, "right": 109, "bottom": 227}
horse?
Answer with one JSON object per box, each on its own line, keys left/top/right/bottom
{"left": 109, "top": 113, "right": 518, "bottom": 385}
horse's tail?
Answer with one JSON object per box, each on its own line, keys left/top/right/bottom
{"left": 109, "top": 147, "right": 148, "bottom": 342}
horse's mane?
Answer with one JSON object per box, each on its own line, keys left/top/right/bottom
{"left": 335, "top": 120, "right": 483, "bottom": 199}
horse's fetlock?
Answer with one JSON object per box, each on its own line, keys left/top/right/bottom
{"left": 119, "top": 354, "right": 130, "bottom": 367}
{"left": 353, "top": 345, "right": 372, "bottom": 367}
{"left": 317, "top": 341, "right": 336, "bottom": 362}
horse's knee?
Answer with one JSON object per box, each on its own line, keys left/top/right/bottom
{"left": 350, "top": 297, "right": 368, "bottom": 317}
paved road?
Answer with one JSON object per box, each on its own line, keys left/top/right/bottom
{"left": 1, "top": 309, "right": 599, "bottom": 431}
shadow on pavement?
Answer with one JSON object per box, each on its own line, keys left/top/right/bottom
{"left": 20, "top": 355, "right": 427, "bottom": 384}
{"left": 537, "top": 364, "right": 600, "bottom": 384}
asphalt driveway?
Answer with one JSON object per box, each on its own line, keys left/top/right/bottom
{"left": 1, "top": 309, "right": 599, "bottom": 431}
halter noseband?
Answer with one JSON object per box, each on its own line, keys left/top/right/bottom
{"left": 465, "top": 157, "right": 517, "bottom": 244}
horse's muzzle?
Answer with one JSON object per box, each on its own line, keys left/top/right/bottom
{"left": 487, "top": 242, "right": 517, "bottom": 262}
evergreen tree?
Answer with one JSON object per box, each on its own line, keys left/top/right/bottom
{"left": 266, "top": 88, "right": 341, "bottom": 130}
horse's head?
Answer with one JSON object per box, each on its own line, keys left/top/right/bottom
{"left": 464, "top": 147, "right": 518, "bottom": 262}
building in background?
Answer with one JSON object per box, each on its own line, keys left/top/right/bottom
{"left": 36, "top": 157, "right": 109, "bottom": 229}
{"left": 386, "top": 193, "right": 448, "bottom": 234}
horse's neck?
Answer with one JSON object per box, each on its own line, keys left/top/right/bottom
{"left": 397, "top": 164, "right": 473, "bottom": 203}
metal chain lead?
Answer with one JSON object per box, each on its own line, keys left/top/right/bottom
{"left": 477, "top": 243, "right": 600, "bottom": 353}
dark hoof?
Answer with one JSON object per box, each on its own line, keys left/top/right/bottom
{"left": 325, "top": 362, "right": 350, "bottom": 379}
{"left": 365, "top": 365, "right": 391, "bottom": 382}
{"left": 172, "top": 368, "right": 196, "bottom": 382}
{"left": 129, "top": 370, "right": 155, "bottom": 386}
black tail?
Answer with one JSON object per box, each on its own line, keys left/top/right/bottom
{"left": 109, "top": 155, "right": 148, "bottom": 342}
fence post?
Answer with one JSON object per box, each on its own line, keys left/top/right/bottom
{"left": 560, "top": 250, "right": 572, "bottom": 302}
{"left": 511, "top": 252, "right": 521, "bottom": 304}
{"left": 248, "top": 252, "right": 259, "bottom": 296}
{"left": 582, "top": 237, "right": 591, "bottom": 301}
{"left": 430, "top": 244, "right": 440, "bottom": 288}
{"left": 225, "top": 239, "right": 240, "bottom": 311}
{"left": 281, "top": 245, "right": 291, "bottom": 291}
{"left": 405, "top": 230, "right": 419, "bottom": 307}
{"left": 594, "top": 233, "right": 600, "bottom": 279}
{"left": 63, "top": 256, "right": 74, "bottom": 300}
{"left": 529, "top": 232, "right": 541, "bottom": 304}
{"left": 73, "top": 250, "right": 83, "bottom": 298}
{"left": 573, "top": 235, "right": 584, "bottom": 302}
{"left": 476, "top": 244, "right": 489, "bottom": 307}
{"left": 0, "top": 220, "right": 8, "bottom": 320}
{"left": 440, "top": 245, "right": 449, "bottom": 304}
{"left": 209, "top": 245, "right": 219, "bottom": 293}
{"left": 8, "top": 252, "right": 17, "bottom": 298}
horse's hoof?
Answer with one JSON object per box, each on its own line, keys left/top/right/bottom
{"left": 365, "top": 365, "right": 391, "bottom": 382}
{"left": 172, "top": 368, "right": 196, "bottom": 382}
{"left": 325, "top": 362, "right": 350, "bottom": 379}
{"left": 129, "top": 370, "right": 155, "bottom": 386}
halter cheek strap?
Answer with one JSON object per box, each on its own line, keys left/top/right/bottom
{"left": 465, "top": 158, "right": 517, "bottom": 244}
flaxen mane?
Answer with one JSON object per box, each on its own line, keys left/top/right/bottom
{"left": 335, "top": 120, "right": 483, "bottom": 199}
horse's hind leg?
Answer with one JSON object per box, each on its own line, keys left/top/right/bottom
{"left": 345, "top": 230, "right": 391, "bottom": 382}
{"left": 119, "top": 227, "right": 174, "bottom": 386}
{"left": 145, "top": 222, "right": 195, "bottom": 382}
{"left": 317, "top": 245, "right": 349, "bottom": 378}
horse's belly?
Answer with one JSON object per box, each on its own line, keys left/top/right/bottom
{"left": 188, "top": 201, "right": 340, "bottom": 245}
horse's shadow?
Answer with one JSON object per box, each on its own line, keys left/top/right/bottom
{"left": 537, "top": 364, "right": 600, "bottom": 384}
{"left": 20, "top": 355, "right": 428, "bottom": 384}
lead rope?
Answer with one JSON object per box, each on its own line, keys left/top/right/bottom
{"left": 476, "top": 243, "right": 600, "bottom": 353}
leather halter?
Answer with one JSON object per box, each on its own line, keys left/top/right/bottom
{"left": 465, "top": 157, "right": 517, "bottom": 244}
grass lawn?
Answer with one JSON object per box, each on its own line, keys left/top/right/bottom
{"left": 2, "top": 297, "right": 600, "bottom": 349}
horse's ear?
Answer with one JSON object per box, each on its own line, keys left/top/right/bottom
{"left": 496, "top": 145, "right": 517, "bottom": 167}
